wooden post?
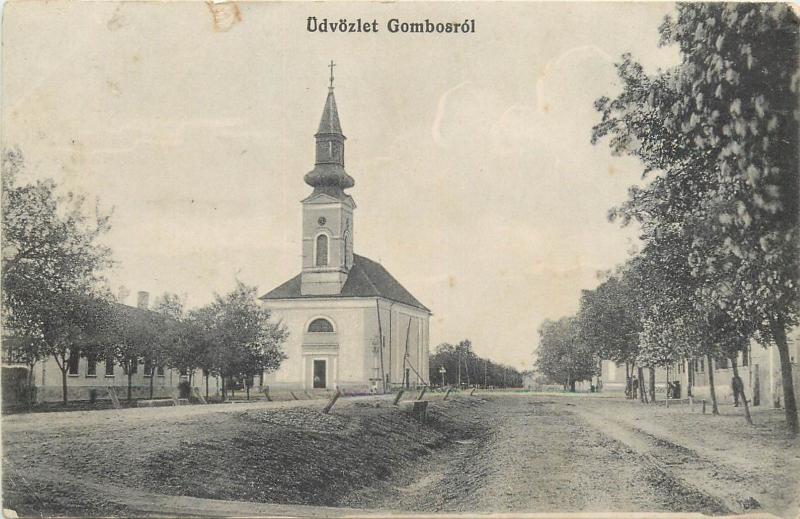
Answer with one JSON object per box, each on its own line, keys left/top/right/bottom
{"left": 263, "top": 385, "right": 272, "bottom": 402}
{"left": 702, "top": 399, "right": 707, "bottom": 414}
{"left": 106, "top": 387, "right": 121, "bottom": 409}
{"left": 470, "top": 387, "right": 477, "bottom": 396}
{"left": 322, "top": 389, "right": 342, "bottom": 414}
{"left": 417, "top": 387, "right": 427, "bottom": 400}
{"left": 376, "top": 299, "right": 386, "bottom": 394}
{"left": 444, "top": 387, "right": 453, "bottom": 400}
{"left": 393, "top": 389, "right": 405, "bottom": 406}
{"left": 193, "top": 387, "right": 207, "bottom": 404}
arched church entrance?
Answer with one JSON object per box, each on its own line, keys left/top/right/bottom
{"left": 303, "top": 316, "right": 338, "bottom": 390}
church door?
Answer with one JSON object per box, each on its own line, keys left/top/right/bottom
{"left": 313, "top": 359, "right": 327, "bottom": 389}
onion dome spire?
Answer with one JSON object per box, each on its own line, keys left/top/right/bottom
{"left": 304, "top": 61, "right": 355, "bottom": 195}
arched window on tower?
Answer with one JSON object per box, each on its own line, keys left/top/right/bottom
{"left": 308, "top": 318, "right": 334, "bottom": 333}
{"left": 315, "top": 234, "right": 328, "bottom": 267}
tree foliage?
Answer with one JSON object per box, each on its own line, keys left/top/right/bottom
{"left": 535, "top": 317, "right": 597, "bottom": 391}
{"left": 592, "top": 4, "right": 799, "bottom": 432}
{"left": 2, "top": 149, "right": 113, "bottom": 404}
{"left": 429, "top": 340, "right": 523, "bottom": 388}
{"left": 189, "top": 282, "right": 287, "bottom": 399}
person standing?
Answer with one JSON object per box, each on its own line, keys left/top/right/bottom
{"left": 732, "top": 374, "right": 744, "bottom": 407}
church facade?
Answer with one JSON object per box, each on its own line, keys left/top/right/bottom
{"left": 260, "top": 76, "right": 431, "bottom": 394}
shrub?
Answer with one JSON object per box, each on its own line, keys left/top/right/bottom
{"left": 178, "top": 380, "right": 191, "bottom": 399}
{"left": 1, "top": 366, "right": 36, "bottom": 406}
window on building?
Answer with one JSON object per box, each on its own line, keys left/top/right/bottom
{"left": 308, "top": 318, "right": 334, "bottom": 333}
{"left": 68, "top": 348, "right": 80, "bottom": 375}
{"left": 717, "top": 357, "right": 729, "bottom": 369}
{"left": 742, "top": 347, "right": 749, "bottom": 367}
{"left": 86, "top": 354, "right": 97, "bottom": 377}
{"left": 344, "top": 230, "right": 352, "bottom": 268}
{"left": 700, "top": 358, "right": 704, "bottom": 372}
{"left": 157, "top": 365, "right": 165, "bottom": 376}
{"left": 144, "top": 358, "right": 153, "bottom": 377}
{"left": 315, "top": 234, "right": 328, "bottom": 267}
{"left": 105, "top": 358, "right": 115, "bottom": 376}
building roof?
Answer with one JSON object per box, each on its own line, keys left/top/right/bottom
{"left": 317, "top": 88, "right": 343, "bottom": 136}
{"left": 259, "top": 254, "right": 430, "bottom": 312}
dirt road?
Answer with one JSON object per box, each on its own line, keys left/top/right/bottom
{"left": 341, "top": 394, "right": 799, "bottom": 518}
{"left": 3, "top": 393, "right": 798, "bottom": 517}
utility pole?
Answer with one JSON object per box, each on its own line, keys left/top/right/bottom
{"left": 457, "top": 349, "right": 461, "bottom": 388}
{"left": 484, "top": 359, "right": 487, "bottom": 388}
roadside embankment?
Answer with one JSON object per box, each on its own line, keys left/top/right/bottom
{"left": 2, "top": 395, "right": 488, "bottom": 516}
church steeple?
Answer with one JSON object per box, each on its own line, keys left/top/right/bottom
{"left": 304, "top": 61, "right": 355, "bottom": 195}
{"left": 299, "top": 63, "right": 356, "bottom": 296}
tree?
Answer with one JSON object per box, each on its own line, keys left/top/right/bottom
{"left": 429, "top": 341, "right": 522, "bottom": 389}
{"left": 106, "top": 303, "right": 159, "bottom": 401}
{"left": 190, "top": 282, "right": 286, "bottom": 401}
{"left": 660, "top": 2, "right": 799, "bottom": 434}
{"left": 592, "top": 4, "right": 799, "bottom": 433}
{"left": 577, "top": 269, "right": 642, "bottom": 397}
{"left": 2, "top": 149, "right": 113, "bottom": 404}
{"left": 535, "top": 317, "right": 597, "bottom": 391}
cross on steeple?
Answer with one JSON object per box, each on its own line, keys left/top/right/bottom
{"left": 328, "top": 60, "right": 336, "bottom": 89}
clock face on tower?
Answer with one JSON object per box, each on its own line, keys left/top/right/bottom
{"left": 317, "top": 217, "right": 326, "bottom": 226}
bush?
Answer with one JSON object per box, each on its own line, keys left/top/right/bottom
{"left": 178, "top": 380, "right": 191, "bottom": 399}
{"left": 2, "top": 366, "right": 36, "bottom": 406}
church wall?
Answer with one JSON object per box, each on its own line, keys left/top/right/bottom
{"left": 263, "top": 300, "right": 371, "bottom": 392}
{"left": 374, "top": 301, "right": 430, "bottom": 390}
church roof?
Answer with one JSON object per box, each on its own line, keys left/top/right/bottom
{"left": 259, "top": 254, "right": 430, "bottom": 312}
{"left": 317, "top": 88, "right": 343, "bottom": 135}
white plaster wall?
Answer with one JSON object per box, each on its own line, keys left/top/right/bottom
{"left": 265, "top": 298, "right": 430, "bottom": 391}
{"left": 264, "top": 300, "right": 368, "bottom": 390}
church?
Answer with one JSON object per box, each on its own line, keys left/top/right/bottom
{"left": 259, "top": 68, "right": 431, "bottom": 394}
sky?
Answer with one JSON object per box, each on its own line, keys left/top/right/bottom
{"left": 1, "top": 1, "right": 681, "bottom": 370}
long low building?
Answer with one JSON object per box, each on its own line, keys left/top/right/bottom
{"left": 600, "top": 330, "right": 800, "bottom": 407}
{"left": 1, "top": 291, "right": 227, "bottom": 405}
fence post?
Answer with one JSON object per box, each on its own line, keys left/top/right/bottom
{"left": 702, "top": 399, "right": 707, "bottom": 414}
{"left": 263, "top": 385, "right": 272, "bottom": 402}
{"left": 444, "top": 387, "right": 453, "bottom": 400}
{"left": 417, "top": 387, "right": 427, "bottom": 400}
{"left": 470, "top": 387, "right": 477, "bottom": 396}
{"left": 393, "top": 389, "right": 405, "bottom": 406}
{"left": 322, "top": 389, "right": 342, "bottom": 414}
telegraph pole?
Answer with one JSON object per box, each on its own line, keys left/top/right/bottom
{"left": 457, "top": 350, "right": 461, "bottom": 388}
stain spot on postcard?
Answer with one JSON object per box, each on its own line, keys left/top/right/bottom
{"left": 107, "top": 5, "right": 126, "bottom": 31}
{"left": 107, "top": 80, "right": 121, "bottom": 96}
{"left": 206, "top": 1, "right": 241, "bottom": 32}
{"left": 448, "top": 276, "right": 457, "bottom": 288}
